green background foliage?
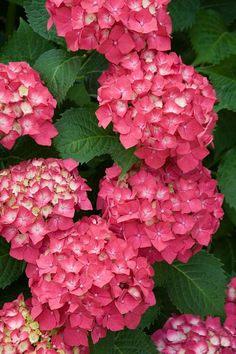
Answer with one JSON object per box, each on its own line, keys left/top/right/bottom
{"left": 1, "top": 0, "right": 236, "bottom": 351}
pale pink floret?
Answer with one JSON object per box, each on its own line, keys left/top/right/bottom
{"left": 0, "top": 62, "right": 57, "bottom": 150}
{"left": 0, "top": 158, "right": 92, "bottom": 263}
{"left": 152, "top": 314, "right": 236, "bottom": 353}
{"left": 45, "top": 0, "right": 172, "bottom": 62}
{"left": 97, "top": 162, "right": 223, "bottom": 264}
{"left": 96, "top": 50, "right": 218, "bottom": 172}
{"left": 0, "top": 294, "right": 86, "bottom": 353}
{"left": 224, "top": 277, "right": 236, "bottom": 336}
{"left": 26, "top": 215, "right": 155, "bottom": 346}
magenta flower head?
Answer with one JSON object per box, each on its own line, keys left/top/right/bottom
{"left": 96, "top": 50, "right": 218, "bottom": 172}
{"left": 225, "top": 277, "right": 236, "bottom": 336}
{"left": 97, "top": 162, "right": 224, "bottom": 264}
{"left": 0, "top": 294, "right": 86, "bottom": 353}
{"left": 151, "top": 314, "right": 236, "bottom": 353}
{"left": 26, "top": 215, "right": 155, "bottom": 347}
{"left": 0, "top": 158, "right": 92, "bottom": 264}
{"left": 45, "top": 0, "right": 172, "bottom": 63}
{"left": 0, "top": 62, "right": 57, "bottom": 150}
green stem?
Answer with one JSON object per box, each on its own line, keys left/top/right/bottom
{"left": 6, "top": 2, "right": 17, "bottom": 38}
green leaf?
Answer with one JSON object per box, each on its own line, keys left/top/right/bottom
{"left": 155, "top": 251, "right": 227, "bottom": 317}
{"left": 90, "top": 330, "right": 157, "bottom": 354}
{"left": 8, "top": 0, "right": 26, "bottom": 6}
{"left": 168, "top": 0, "right": 200, "bottom": 32}
{"left": 34, "top": 49, "right": 81, "bottom": 104}
{"left": 212, "top": 236, "right": 236, "bottom": 274}
{"left": 79, "top": 51, "right": 108, "bottom": 77}
{"left": 214, "top": 110, "right": 236, "bottom": 158}
{"left": 24, "top": 0, "right": 65, "bottom": 45}
{"left": 0, "top": 238, "right": 25, "bottom": 289}
{"left": 54, "top": 107, "right": 138, "bottom": 173}
{"left": 67, "top": 82, "right": 91, "bottom": 107}
{"left": 191, "top": 10, "right": 236, "bottom": 65}
{"left": 224, "top": 202, "right": 236, "bottom": 228}
{"left": 198, "top": 68, "right": 236, "bottom": 112}
{"left": 138, "top": 303, "right": 160, "bottom": 331}
{"left": 218, "top": 147, "right": 236, "bottom": 209}
{"left": 200, "top": 0, "right": 236, "bottom": 24}
{"left": 0, "top": 19, "right": 54, "bottom": 64}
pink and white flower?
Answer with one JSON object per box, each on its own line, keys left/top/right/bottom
{"left": 0, "top": 158, "right": 92, "bottom": 263}
{"left": 96, "top": 50, "right": 218, "bottom": 172}
{"left": 97, "top": 162, "right": 223, "bottom": 264}
{"left": 0, "top": 62, "right": 57, "bottom": 150}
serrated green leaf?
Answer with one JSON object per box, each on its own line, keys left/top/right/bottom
{"left": 214, "top": 110, "right": 236, "bottom": 158}
{"left": 34, "top": 49, "right": 81, "bottom": 104}
{"left": 138, "top": 303, "right": 160, "bottom": 331}
{"left": 0, "top": 19, "right": 54, "bottom": 64}
{"left": 224, "top": 202, "right": 236, "bottom": 228}
{"left": 169, "top": 0, "right": 200, "bottom": 32}
{"left": 212, "top": 236, "right": 236, "bottom": 274}
{"left": 155, "top": 251, "right": 227, "bottom": 317}
{"left": 67, "top": 82, "right": 91, "bottom": 107}
{"left": 218, "top": 147, "right": 236, "bottom": 209}
{"left": 191, "top": 10, "right": 236, "bottom": 65}
{"left": 79, "top": 51, "right": 108, "bottom": 77}
{"left": 200, "top": 0, "right": 236, "bottom": 24}
{"left": 54, "top": 107, "right": 138, "bottom": 173}
{"left": 0, "top": 238, "right": 25, "bottom": 289}
{"left": 24, "top": 0, "right": 65, "bottom": 45}
{"left": 198, "top": 68, "right": 236, "bottom": 112}
{"left": 90, "top": 330, "right": 157, "bottom": 354}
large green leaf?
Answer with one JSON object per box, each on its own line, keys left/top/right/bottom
{"left": 214, "top": 110, "right": 236, "bottom": 158}
{"left": 200, "top": 0, "right": 236, "bottom": 24}
{"left": 24, "top": 0, "right": 65, "bottom": 45}
{"left": 218, "top": 147, "right": 236, "bottom": 209}
{"left": 212, "top": 236, "right": 236, "bottom": 274}
{"left": 169, "top": 0, "right": 200, "bottom": 32}
{"left": 0, "top": 19, "right": 54, "bottom": 64}
{"left": 90, "top": 330, "right": 157, "bottom": 354}
{"left": 155, "top": 251, "right": 227, "bottom": 317}
{"left": 138, "top": 303, "right": 160, "bottom": 331}
{"left": 0, "top": 238, "right": 25, "bottom": 289}
{"left": 191, "top": 10, "right": 236, "bottom": 65}
{"left": 198, "top": 67, "right": 236, "bottom": 112}
{"left": 54, "top": 107, "right": 138, "bottom": 173}
{"left": 34, "top": 49, "right": 81, "bottom": 104}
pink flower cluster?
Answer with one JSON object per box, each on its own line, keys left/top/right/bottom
{"left": 46, "top": 0, "right": 172, "bottom": 63}
{"left": 96, "top": 50, "right": 218, "bottom": 172}
{"left": 152, "top": 314, "right": 236, "bottom": 354}
{"left": 0, "top": 294, "right": 88, "bottom": 353}
{"left": 97, "top": 162, "right": 223, "bottom": 264}
{"left": 0, "top": 158, "right": 92, "bottom": 263}
{"left": 26, "top": 215, "right": 155, "bottom": 346}
{"left": 225, "top": 278, "right": 236, "bottom": 336}
{"left": 0, "top": 62, "right": 57, "bottom": 150}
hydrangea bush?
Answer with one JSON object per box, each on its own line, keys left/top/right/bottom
{"left": 0, "top": 0, "right": 236, "bottom": 353}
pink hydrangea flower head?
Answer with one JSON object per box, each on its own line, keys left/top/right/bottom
{"left": 96, "top": 50, "right": 218, "bottom": 172}
{"left": 225, "top": 277, "right": 236, "bottom": 336}
{"left": 0, "top": 62, "right": 57, "bottom": 150}
{"left": 152, "top": 314, "right": 236, "bottom": 353}
{"left": 97, "top": 162, "right": 223, "bottom": 264}
{"left": 0, "top": 158, "right": 92, "bottom": 263}
{"left": 26, "top": 215, "right": 155, "bottom": 344}
{"left": 0, "top": 294, "right": 85, "bottom": 353}
{"left": 45, "top": 0, "right": 172, "bottom": 62}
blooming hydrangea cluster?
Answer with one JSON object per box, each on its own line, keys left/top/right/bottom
{"left": 46, "top": 0, "right": 172, "bottom": 63}
{"left": 224, "top": 277, "right": 236, "bottom": 336}
{"left": 97, "top": 162, "right": 223, "bottom": 264}
{"left": 26, "top": 216, "right": 155, "bottom": 346}
{"left": 96, "top": 50, "right": 218, "bottom": 172}
{"left": 0, "top": 158, "right": 92, "bottom": 263}
{"left": 0, "top": 294, "right": 88, "bottom": 353}
{"left": 0, "top": 62, "right": 57, "bottom": 150}
{"left": 152, "top": 314, "right": 236, "bottom": 353}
